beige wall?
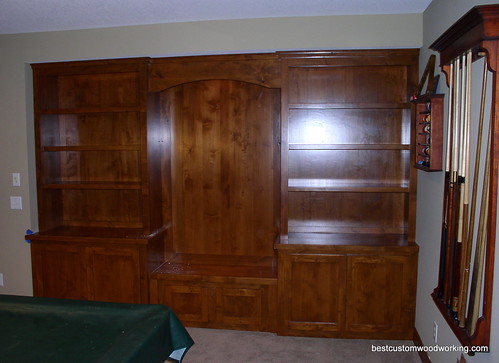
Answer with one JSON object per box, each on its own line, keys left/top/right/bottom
{"left": 0, "top": 13, "right": 422, "bottom": 296}
{"left": 416, "top": 1, "right": 499, "bottom": 362}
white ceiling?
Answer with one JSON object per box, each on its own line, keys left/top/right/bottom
{"left": 0, "top": 0, "right": 432, "bottom": 35}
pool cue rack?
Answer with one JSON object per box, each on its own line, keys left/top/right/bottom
{"left": 430, "top": 4, "right": 499, "bottom": 352}
{"left": 412, "top": 93, "right": 444, "bottom": 171}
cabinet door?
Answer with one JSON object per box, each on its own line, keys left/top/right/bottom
{"left": 214, "top": 286, "right": 269, "bottom": 331}
{"left": 155, "top": 282, "right": 211, "bottom": 325}
{"left": 278, "top": 251, "right": 346, "bottom": 337}
{"left": 31, "top": 243, "right": 87, "bottom": 300}
{"left": 346, "top": 255, "right": 417, "bottom": 339}
{"left": 86, "top": 246, "right": 145, "bottom": 304}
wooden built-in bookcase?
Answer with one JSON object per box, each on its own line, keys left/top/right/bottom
{"left": 28, "top": 49, "right": 420, "bottom": 339}
{"left": 276, "top": 49, "right": 419, "bottom": 339}
{"left": 29, "top": 58, "right": 165, "bottom": 304}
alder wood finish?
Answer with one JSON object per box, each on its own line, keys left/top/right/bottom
{"left": 165, "top": 80, "right": 279, "bottom": 257}
{"left": 346, "top": 251, "right": 418, "bottom": 339}
{"left": 31, "top": 239, "right": 151, "bottom": 304}
{"left": 149, "top": 53, "right": 281, "bottom": 92}
{"left": 148, "top": 55, "right": 281, "bottom": 332}
{"left": 277, "top": 49, "right": 419, "bottom": 339}
{"left": 429, "top": 4, "right": 499, "bottom": 350}
{"left": 278, "top": 250, "right": 346, "bottom": 336}
{"left": 29, "top": 58, "right": 165, "bottom": 304}
{"left": 31, "top": 50, "right": 420, "bottom": 338}
{"left": 278, "top": 49, "right": 419, "bottom": 242}
{"left": 277, "top": 244, "right": 418, "bottom": 339}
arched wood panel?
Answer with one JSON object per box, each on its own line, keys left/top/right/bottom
{"left": 161, "top": 79, "right": 280, "bottom": 258}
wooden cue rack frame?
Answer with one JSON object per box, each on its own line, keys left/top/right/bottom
{"left": 430, "top": 5, "right": 499, "bottom": 350}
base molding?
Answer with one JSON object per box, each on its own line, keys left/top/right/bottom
{"left": 413, "top": 328, "right": 431, "bottom": 363}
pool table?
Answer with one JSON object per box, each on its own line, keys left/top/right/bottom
{"left": 0, "top": 294, "right": 194, "bottom": 363}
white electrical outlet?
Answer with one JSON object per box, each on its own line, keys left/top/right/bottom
{"left": 0, "top": 273, "right": 4, "bottom": 287}
{"left": 433, "top": 321, "right": 438, "bottom": 343}
{"left": 10, "top": 196, "right": 22, "bottom": 210}
{"left": 12, "top": 173, "right": 20, "bottom": 187}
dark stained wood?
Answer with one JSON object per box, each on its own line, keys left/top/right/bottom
{"left": 149, "top": 272, "right": 277, "bottom": 332}
{"left": 277, "top": 49, "right": 419, "bottom": 339}
{"left": 277, "top": 250, "right": 346, "bottom": 337}
{"left": 430, "top": 5, "right": 499, "bottom": 68}
{"left": 279, "top": 49, "right": 419, "bottom": 244}
{"left": 32, "top": 57, "right": 163, "bottom": 234}
{"left": 413, "top": 329, "right": 432, "bottom": 363}
{"left": 412, "top": 94, "right": 444, "bottom": 171}
{"left": 288, "top": 191, "right": 408, "bottom": 234}
{"left": 277, "top": 244, "right": 418, "bottom": 339}
{"left": 346, "top": 254, "right": 418, "bottom": 339}
{"left": 150, "top": 53, "right": 280, "bottom": 91}
{"left": 164, "top": 79, "right": 279, "bottom": 258}
{"left": 30, "top": 58, "right": 165, "bottom": 305}
{"left": 149, "top": 55, "right": 282, "bottom": 331}
{"left": 287, "top": 66, "right": 409, "bottom": 105}
{"left": 289, "top": 108, "right": 410, "bottom": 145}
{"left": 31, "top": 243, "right": 88, "bottom": 300}
{"left": 31, "top": 50, "right": 420, "bottom": 338}
{"left": 86, "top": 246, "right": 145, "bottom": 303}
{"left": 28, "top": 228, "right": 166, "bottom": 304}
{"left": 430, "top": 4, "right": 499, "bottom": 350}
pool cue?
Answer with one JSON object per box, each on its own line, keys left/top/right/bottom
{"left": 453, "top": 51, "right": 472, "bottom": 314}
{"left": 458, "top": 55, "right": 488, "bottom": 327}
{"left": 438, "top": 59, "right": 455, "bottom": 298}
{"left": 466, "top": 123, "right": 491, "bottom": 336}
{"left": 444, "top": 56, "right": 462, "bottom": 306}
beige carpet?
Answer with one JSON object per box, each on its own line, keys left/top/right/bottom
{"left": 182, "top": 328, "right": 422, "bottom": 362}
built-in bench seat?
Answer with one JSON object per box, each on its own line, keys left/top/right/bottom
{"left": 149, "top": 254, "right": 277, "bottom": 332}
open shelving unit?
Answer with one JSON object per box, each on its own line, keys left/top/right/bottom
{"left": 276, "top": 49, "right": 419, "bottom": 339}
{"left": 29, "top": 58, "right": 165, "bottom": 304}
{"left": 279, "top": 50, "right": 417, "bottom": 245}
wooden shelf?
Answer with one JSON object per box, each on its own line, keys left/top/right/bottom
{"left": 288, "top": 178, "right": 409, "bottom": 192}
{"left": 289, "top": 143, "right": 410, "bottom": 150}
{"left": 41, "top": 145, "right": 141, "bottom": 151}
{"left": 32, "top": 58, "right": 162, "bottom": 236}
{"left": 29, "top": 51, "right": 419, "bottom": 337}
{"left": 288, "top": 102, "right": 411, "bottom": 109}
{"left": 27, "top": 225, "right": 164, "bottom": 241}
{"left": 41, "top": 182, "right": 142, "bottom": 190}
{"left": 40, "top": 107, "right": 143, "bottom": 114}
{"left": 281, "top": 232, "right": 410, "bottom": 247}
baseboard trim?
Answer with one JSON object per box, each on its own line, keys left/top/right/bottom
{"left": 413, "top": 328, "right": 431, "bottom": 363}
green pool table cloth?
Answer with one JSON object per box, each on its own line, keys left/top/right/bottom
{"left": 0, "top": 295, "right": 193, "bottom": 363}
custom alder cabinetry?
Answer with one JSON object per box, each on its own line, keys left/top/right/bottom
{"left": 147, "top": 54, "right": 281, "bottom": 332}
{"left": 30, "top": 237, "right": 150, "bottom": 303}
{"left": 277, "top": 50, "right": 420, "bottom": 339}
{"left": 278, "top": 245, "right": 418, "bottom": 339}
{"left": 29, "top": 51, "right": 420, "bottom": 338}
{"left": 29, "top": 58, "right": 165, "bottom": 303}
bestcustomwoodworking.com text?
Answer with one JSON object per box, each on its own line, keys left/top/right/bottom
{"left": 371, "top": 344, "right": 488, "bottom": 354}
